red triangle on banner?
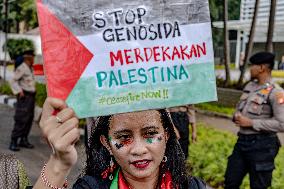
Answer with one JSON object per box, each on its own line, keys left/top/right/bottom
{"left": 37, "top": 0, "right": 94, "bottom": 100}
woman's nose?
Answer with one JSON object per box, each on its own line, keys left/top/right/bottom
{"left": 129, "top": 137, "right": 148, "bottom": 156}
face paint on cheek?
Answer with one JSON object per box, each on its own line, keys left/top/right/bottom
{"left": 109, "top": 137, "right": 123, "bottom": 150}
{"left": 108, "top": 137, "right": 131, "bottom": 150}
{"left": 145, "top": 134, "right": 164, "bottom": 144}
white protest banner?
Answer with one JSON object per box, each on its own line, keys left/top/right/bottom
{"left": 37, "top": 0, "right": 217, "bottom": 118}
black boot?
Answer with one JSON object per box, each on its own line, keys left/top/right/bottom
{"left": 9, "top": 138, "right": 20, "bottom": 151}
{"left": 19, "top": 137, "right": 34, "bottom": 149}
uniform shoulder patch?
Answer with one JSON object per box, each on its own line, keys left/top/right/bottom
{"left": 275, "top": 91, "right": 284, "bottom": 104}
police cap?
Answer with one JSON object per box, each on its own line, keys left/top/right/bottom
{"left": 249, "top": 52, "right": 275, "bottom": 65}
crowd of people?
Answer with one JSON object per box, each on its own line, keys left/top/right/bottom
{"left": 1, "top": 51, "right": 284, "bottom": 189}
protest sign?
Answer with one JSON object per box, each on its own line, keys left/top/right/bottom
{"left": 37, "top": 0, "right": 217, "bottom": 118}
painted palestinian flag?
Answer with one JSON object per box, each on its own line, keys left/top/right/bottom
{"left": 37, "top": 0, "right": 217, "bottom": 118}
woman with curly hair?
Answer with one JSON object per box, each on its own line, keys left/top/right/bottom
{"left": 34, "top": 98, "right": 206, "bottom": 189}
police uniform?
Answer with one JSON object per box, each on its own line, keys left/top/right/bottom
{"left": 168, "top": 105, "right": 196, "bottom": 158}
{"left": 225, "top": 52, "right": 284, "bottom": 189}
{"left": 9, "top": 60, "right": 36, "bottom": 151}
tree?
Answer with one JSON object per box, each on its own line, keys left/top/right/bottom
{"left": 266, "top": 0, "right": 277, "bottom": 52}
{"left": 209, "top": 0, "right": 241, "bottom": 48}
{"left": 3, "top": 38, "right": 35, "bottom": 60}
{"left": 237, "top": 0, "right": 260, "bottom": 87}
{"left": 223, "top": 0, "right": 231, "bottom": 86}
{"left": 19, "top": 0, "right": 38, "bottom": 31}
{"left": 0, "top": 0, "right": 38, "bottom": 33}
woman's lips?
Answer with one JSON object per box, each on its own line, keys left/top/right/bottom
{"left": 131, "top": 160, "right": 151, "bottom": 169}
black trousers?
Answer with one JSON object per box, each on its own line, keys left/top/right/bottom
{"left": 170, "top": 112, "right": 189, "bottom": 158}
{"left": 11, "top": 91, "right": 35, "bottom": 139}
{"left": 224, "top": 133, "right": 280, "bottom": 189}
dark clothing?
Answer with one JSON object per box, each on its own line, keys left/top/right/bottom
{"left": 225, "top": 133, "right": 280, "bottom": 189}
{"left": 11, "top": 91, "right": 35, "bottom": 139}
{"left": 170, "top": 112, "right": 190, "bottom": 158}
{"left": 73, "top": 175, "right": 206, "bottom": 189}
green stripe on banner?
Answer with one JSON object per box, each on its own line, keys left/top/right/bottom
{"left": 67, "top": 62, "right": 217, "bottom": 118}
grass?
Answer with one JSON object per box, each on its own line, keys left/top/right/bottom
{"left": 215, "top": 64, "right": 236, "bottom": 70}
{"left": 272, "top": 70, "right": 284, "bottom": 78}
{"left": 0, "top": 81, "right": 13, "bottom": 95}
{"left": 195, "top": 102, "right": 235, "bottom": 116}
{"left": 189, "top": 124, "right": 284, "bottom": 189}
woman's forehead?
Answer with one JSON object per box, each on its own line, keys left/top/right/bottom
{"left": 110, "top": 110, "right": 162, "bottom": 129}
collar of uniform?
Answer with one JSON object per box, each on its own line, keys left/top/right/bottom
{"left": 251, "top": 79, "right": 273, "bottom": 91}
{"left": 254, "top": 83, "right": 274, "bottom": 94}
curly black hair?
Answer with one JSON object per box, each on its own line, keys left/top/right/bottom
{"left": 85, "top": 109, "right": 189, "bottom": 188}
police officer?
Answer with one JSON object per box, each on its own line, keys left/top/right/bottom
{"left": 9, "top": 50, "right": 36, "bottom": 151}
{"left": 168, "top": 105, "right": 197, "bottom": 159}
{"left": 224, "top": 52, "right": 284, "bottom": 189}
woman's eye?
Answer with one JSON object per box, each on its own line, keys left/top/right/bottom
{"left": 144, "top": 131, "right": 158, "bottom": 138}
{"left": 118, "top": 135, "right": 131, "bottom": 140}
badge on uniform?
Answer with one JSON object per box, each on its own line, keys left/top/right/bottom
{"left": 260, "top": 89, "right": 270, "bottom": 95}
{"left": 276, "top": 92, "right": 284, "bottom": 104}
{"left": 260, "top": 86, "right": 273, "bottom": 95}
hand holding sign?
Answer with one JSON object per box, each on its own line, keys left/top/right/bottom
{"left": 40, "top": 98, "right": 80, "bottom": 170}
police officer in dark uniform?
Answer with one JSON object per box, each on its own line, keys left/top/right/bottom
{"left": 9, "top": 50, "right": 36, "bottom": 151}
{"left": 224, "top": 52, "right": 284, "bottom": 189}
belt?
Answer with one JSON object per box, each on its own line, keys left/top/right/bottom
{"left": 238, "top": 133, "right": 277, "bottom": 140}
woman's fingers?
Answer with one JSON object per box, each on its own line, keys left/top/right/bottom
{"left": 49, "top": 118, "right": 79, "bottom": 141}
{"left": 40, "top": 108, "right": 76, "bottom": 138}
{"left": 40, "top": 97, "right": 67, "bottom": 127}
{"left": 59, "top": 128, "right": 81, "bottom": 149}
{"left": 55, "top": 108, "right": 76, "bottom": 125}
{"left": 38, "top": 98, "right": 79, "bottom": 168}
{"left": 50, "top": 128, "right": 80, "bottom": 156}
{"left": 45, "top": 117, "right": 79, "bottom": 146}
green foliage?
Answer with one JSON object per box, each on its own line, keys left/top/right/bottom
{"left": 272, "top": 70, "right": 284, "bottom": 78}
{"left": 189, "top": 124, "right": 236, "bottom": 188}
{"left": 195, "top": 102, "right": 235, "bottom": 115}
{"left": 19, "top": 0, "right": 38, "bottom": 29}
{"left": 209, "top": 0, "right": 241, "bottom": 21}
{"left": 0, "top": 0, "right": 38, "bottom": 33}
{"left": 79, "top": 119, "right": 86, "bottom": 128}
{"left": 0, "top": 82, "right": 46, "bottom": 107}
{"left": 0, "top": 82, "right": 13, "bottom": 95}
{"left": 189, "top": 124, "right": 284, "bottom": 189}
{"left": 209, "top": 0, "right": 241, "bottom": 48}
{"left": 35, "top": 83, "right": 47, "bottom": 107}
{"left": 4, "top": 38, "right": 35, "bottom": 60}
{"left": 215, "top": 64, "right": 236, "bottom": 70}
